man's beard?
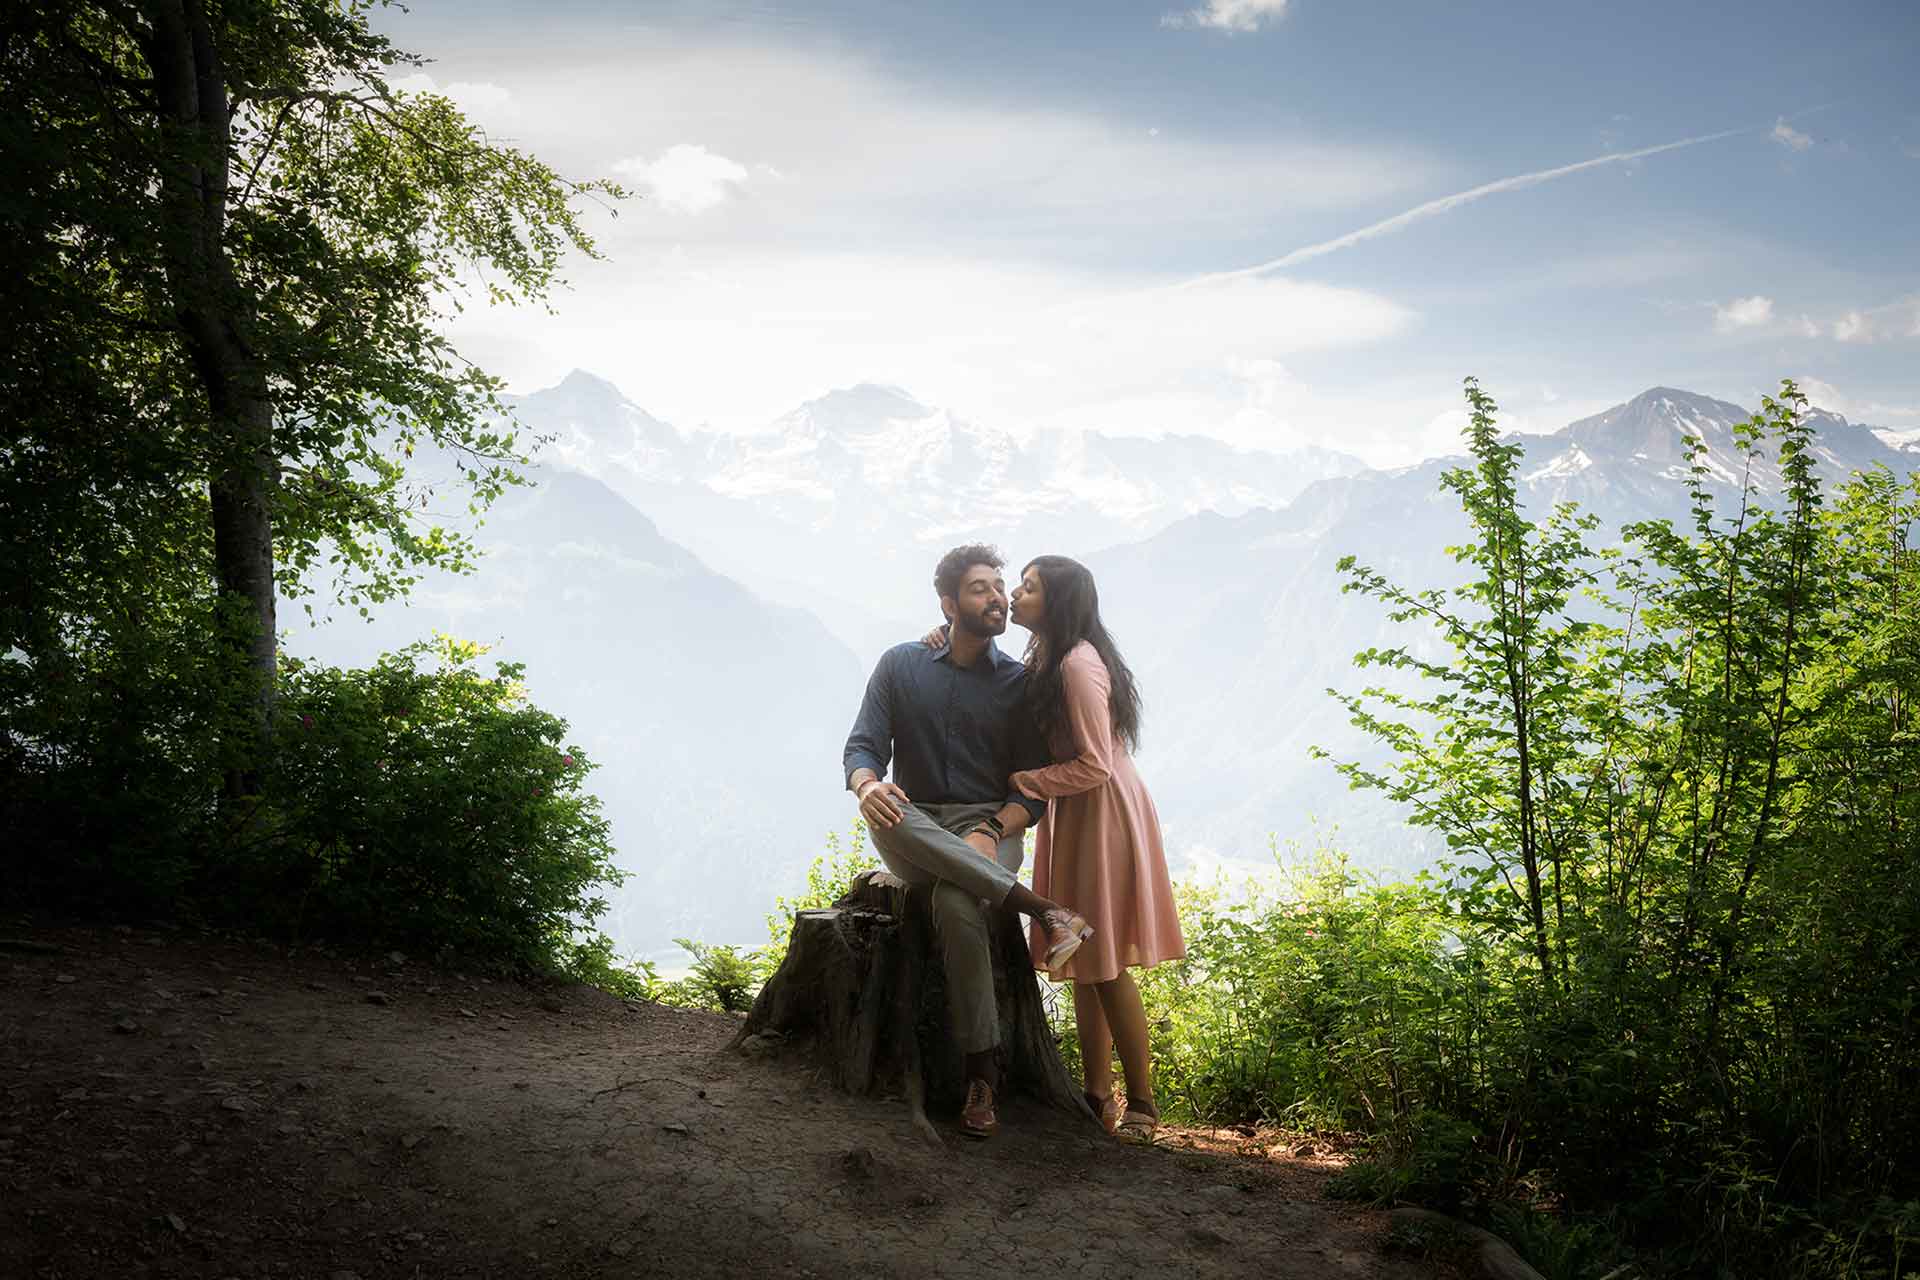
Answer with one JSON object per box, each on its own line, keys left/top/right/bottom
{"left": 954, "top": 608, "right": 1007, "bottom": 638}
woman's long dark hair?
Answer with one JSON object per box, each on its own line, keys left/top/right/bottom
{"left": 1021, "top": 555, "right": 1142, "bottom": 753}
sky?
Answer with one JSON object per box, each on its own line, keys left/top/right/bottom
{"left": 374, "top": 0, "right": 1920, "bottom": 466}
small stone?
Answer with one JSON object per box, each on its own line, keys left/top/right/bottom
{"left": 511, "top": 1081, "right": 530, "bottom": 1091}
{"left": 165, "top": 1213, "right": 187, "bottom": 1233}
{"left": 400, "top": 1133, "right": 423, "bottom": 1150}
{"left": 364, "top": 991, "right": 391, "bottom": 1006}
{"left": 170, "top": 1142, "right": 192, "bottom": 1157}
{"left": 112, "top": 1019, "right": 140, "bottom": 1035}
{"left": 539, "top": 997, "right": 564, "bottom": 1014}
{"left": 305, "top": 981, "right": 328, "bottom": 993}
{"left": 609, "top": 1241, "right": 632, "bottom": 1258}
{"left": 661, "top": 1122, "right": 689, "bottom": 1135}
{"left": 457, "top": 1008, "right": 477, "bottom": 1019}
{"left": 220, "top": 1095, "right": 251, "bottom": 1113}
{"left": 55, "top": 974, "right": 77, "bottom": 984}
{"left": 59, "top": 1087, "right": 88, "bottom": 1102}
{"left": 839, "top": 1147, "right": 875, "bottom": 1179}
{"left": 194, "top": 987, "right": 219, "bottom": 999}
{"left": 388, "top": 951, "right": 407, "bottom": 965}
{"left": 295, "top": 1078, "right": 317, "bottom": 1092}
{"left": 330, "top": 1272, "right": 362, "bottom": 1280}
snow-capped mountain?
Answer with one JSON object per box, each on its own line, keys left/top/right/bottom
{"left": 508, "top": 372, "right": 1368, "bottom": 655}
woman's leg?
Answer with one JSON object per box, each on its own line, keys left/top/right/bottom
{"left": 1093, "top": 968, "right": 1156, "bottom": 1117}
{"left": 1073, "top": 981, "right": 1115, "bottom": 1101}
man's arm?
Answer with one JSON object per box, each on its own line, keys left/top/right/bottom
{"left": 844, "top": 651, "right": 910, "bottom": 828}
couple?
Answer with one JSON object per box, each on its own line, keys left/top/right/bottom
{"left": 842, "top": 544, "right": 1184, "bottom": 1141}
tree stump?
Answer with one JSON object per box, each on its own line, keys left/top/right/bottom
{"left": 734, "top": 870, "right": 1091, "bottom": 1140}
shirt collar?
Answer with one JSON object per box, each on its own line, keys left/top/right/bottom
{"left": 931, "top": 638, "right": 1008, "bottom": 670}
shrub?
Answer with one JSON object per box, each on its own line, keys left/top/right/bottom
{"left": 261, "top": 636, "right": 621, "bottom": 970}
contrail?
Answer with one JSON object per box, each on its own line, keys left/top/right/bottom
{"left": 1165, "top": 127, "right": 1748, "bottom": 292}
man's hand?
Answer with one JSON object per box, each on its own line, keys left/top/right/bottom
{"left": 963, "top": 829, "right": 998, "bottom": 861}
{"left": 857, "top": 778, "right": 912, "bottom": 829}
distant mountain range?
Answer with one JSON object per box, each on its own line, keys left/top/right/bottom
{"left": 514, "top": 372, "right": 1367, "bottom": 657}
{"left": 287, "top": 377, "right": 1917, "bottom": 955}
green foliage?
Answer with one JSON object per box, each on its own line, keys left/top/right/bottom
{"left": 1303, "top": 377, "right": 1920, "bottom": 1275}
{"left": 759, "top": 822, "right": 879, "bottom": 978}
{"left": 1126, "top": 845, "right": 1472, "bottom": 1133}
{"left": 261, "top": 636, "right": 620, "bottom": 969}
{"left": 5, "top": 632, "right": 627, "bottom": 977}
{"left": 659, "top": 938, "right": 759, "bottom": 1014}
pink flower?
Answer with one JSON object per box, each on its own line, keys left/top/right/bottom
{"left": 300, "top": 715, "right": 314, "bottom": 729}
{"left": 560, "top": 754, "right": 575, "bottom": 768}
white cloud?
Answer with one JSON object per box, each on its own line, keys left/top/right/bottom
{"left": 1714, "top": 294, "right": 1774, "bottom": 331}
{"left": 613, "top": 144, "right": 751, "bottom": 215}
{"left": 1795, "top": 313, "right": 1820, "bottom": 338}
{"left": 1795, "top": 378, "right": 1920, "bottom": 425}
{"left": 1832, "top": 310, "right": 1872, "bottom": 342}
{"left": 1770, "top": 118, "right": 1813, "bottom": 152}
{"left": 1161, "top": 0, "right": 1291, "bottom": 33}
{"left": 389, "top": 72, "right": 520, "bottom": 127}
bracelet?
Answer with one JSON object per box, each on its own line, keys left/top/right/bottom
{"left": 855, "top": 777, "right": 881, "bottom": 798}
{"left": 968, "top": 824, "right": 1001, "bottom": 842}
{"left": 979, "top": 813, "right": 1006, "bottom": 836}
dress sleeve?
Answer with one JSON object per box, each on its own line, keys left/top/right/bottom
{"left": 1010, "top": 646, "right": 1114, "bottom": 800}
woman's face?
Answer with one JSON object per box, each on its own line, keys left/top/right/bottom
{"left": 1009, "top": 564, "right": 1045, "bottom": 630}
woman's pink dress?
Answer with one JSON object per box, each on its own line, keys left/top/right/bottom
{"left": 1011, "top": 640, "right": 1185, "bottom": 984}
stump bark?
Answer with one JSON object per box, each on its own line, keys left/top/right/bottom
{"left": 734, "top": 870, "right": 1090, "bottom": 1139}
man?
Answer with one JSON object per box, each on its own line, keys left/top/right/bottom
{"left": 843, "top": 544, "right": 1091, "bottom": 1139}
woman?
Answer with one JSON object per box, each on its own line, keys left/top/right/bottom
{"left": 927, "top": 555, "right": 1184, "bottom": 1139}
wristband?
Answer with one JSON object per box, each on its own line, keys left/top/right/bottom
{"left": 855, "top": 777, "right": 881, "bottom": 798}
{"left": 979, "top": 813, "right": 1006, "bottom": 836}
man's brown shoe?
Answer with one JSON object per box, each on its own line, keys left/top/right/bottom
{"left": 960, "top": 1077, "right": 998, "bottom": 1139}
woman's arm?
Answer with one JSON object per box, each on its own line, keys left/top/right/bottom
{"left": 1010, "top": 647, "right": 1114, "bottom": 800}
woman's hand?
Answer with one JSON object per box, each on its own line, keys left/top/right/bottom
{"left": 920, "top": 623, "right": 949, "bottom": 649}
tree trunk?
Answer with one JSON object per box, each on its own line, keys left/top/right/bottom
{"left": 142, "top": 0, "right": 278, "bottom": 790}
{"left": 736, "top": 870, "right": 1092, "bottom": 1142}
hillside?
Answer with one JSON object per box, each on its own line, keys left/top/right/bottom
{"left": 3, "top": 923, "right": 1437, "bottom": 1279}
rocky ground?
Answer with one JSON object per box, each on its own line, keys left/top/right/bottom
{"left": 1, "top": 921, "right": 1449, "bottom": 1279}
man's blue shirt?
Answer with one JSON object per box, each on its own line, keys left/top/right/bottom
{"left": 842, "top": 638, "right": 1047, "bottom": 823}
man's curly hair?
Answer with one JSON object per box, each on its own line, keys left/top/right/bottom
{"left": 934, "top": 543, "right": 1003, "bottom": 603}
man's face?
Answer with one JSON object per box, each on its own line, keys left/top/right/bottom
{"left": 943, "top": 563, "right": 1008, "bottom": 638}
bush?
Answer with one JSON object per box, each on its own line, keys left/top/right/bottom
{"left": 260, "top": 637, "right": 621, "bottom": 970}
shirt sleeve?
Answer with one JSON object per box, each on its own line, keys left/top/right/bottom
{"left": 1004, "top": 699, "right": 1050, "bottom": 824}
{"left": 842, "top": 650, "right": 895, "bottom": 789}
{"left": 1010, "top": 646, "right": 1114, "bottom": 800}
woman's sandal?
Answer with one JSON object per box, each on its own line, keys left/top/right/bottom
{"left": 1084, "top": 1090, "right": 1124, "bottom": 1135}
{"left": 1116, "top": 1102, "right": 1160, "bottom": 1143}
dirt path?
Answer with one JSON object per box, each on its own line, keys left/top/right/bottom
{"left": 1, "top": 923, "right": 1441, "bottom": 1279}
